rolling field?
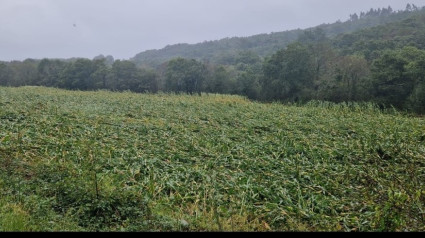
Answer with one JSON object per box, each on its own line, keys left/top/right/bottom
{"left": 1, "top": 86, "right": 425, "bottom": 231}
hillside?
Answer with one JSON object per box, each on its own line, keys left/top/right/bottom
{"left": 333, "top": 10, "right": 425, "bottom": 58}
{"left": 1, "top": 86, "right": 425, "bottom": 231}
{"left": 131, "top": 6, "right": 424, "bottom": 67}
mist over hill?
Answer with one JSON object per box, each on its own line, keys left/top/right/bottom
{"left": 131, "top": 5, "right": 424, "bottom": 67}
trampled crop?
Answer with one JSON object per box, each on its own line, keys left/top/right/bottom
{"left": 1, "top": 86, "right": 424, "bottom": 231}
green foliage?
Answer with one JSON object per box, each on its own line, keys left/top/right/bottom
{"left": 37, "top": 59, "right": 67, "bottom": 87}
{"left": 111, "top": 60, "right": 146, "bottom": 92}
{"left": 0, "top": 62, "right": 13, "bottom": 86}
{"left": 262, "top": 42, "right": 315, "bottom": 101}
{"left": 235, "top": 69, "right": 261, "bottom": 100}
{"left": 1, "top": 87, "right": 424, "bottom": 231}
{"left": 334, "top": 9, "right": 425, "bottom": 60}
{"left": 319, "top": 55, "right": 370, "bottom": 102}
{"left": 370, "top": 47, "right": 425, "bottom": 110}
{"left": 0, "top": 200, "right": 30, "bottom": 231}
{"left": 7, "top": 59, "right": 39, "bottom": 87}
{"left": 59, "top": 58, "right": 100, "bottom": 90}
{"left": 165, "top": 58, "right": 205, "bottom": 95}
{"left": 203, "top": 66, "right": 233, "bottom": 94}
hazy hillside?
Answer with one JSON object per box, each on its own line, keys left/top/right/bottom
{"left": 333, "top": 9, "right": 425, "bottom": 58}
{"left": 131, "top": 6, "right": 424, "bottom": 67}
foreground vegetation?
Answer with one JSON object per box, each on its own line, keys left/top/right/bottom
{"left": 1, "top": 86, "right": 424, "bottom": 231}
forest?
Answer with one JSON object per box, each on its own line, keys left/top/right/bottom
{"left": 1, "top": 4, "right": 424, "bottom": 113}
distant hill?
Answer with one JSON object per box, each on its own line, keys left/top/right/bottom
{"left": 131, "top": 29, "right": 303, "bottom": 67}
{"left": 131, "top": 6, "right": 424, "bottom": 67}
{"left": 333, "top": 9, "right": 425, "bottom": 59}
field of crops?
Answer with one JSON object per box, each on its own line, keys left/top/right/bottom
{"left": 1, "top": 86, "right": 425, "bottom": 231}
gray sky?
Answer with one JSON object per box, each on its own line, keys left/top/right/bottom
{"left": 1, "top": 0, "right": 425, "bottom": 61}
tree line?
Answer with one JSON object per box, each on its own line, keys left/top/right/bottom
{"left": 0, "top": 57, "right": 158, "bottom": 93}
{"left": 1, "top": 40, "right": 424, "bottom": 114}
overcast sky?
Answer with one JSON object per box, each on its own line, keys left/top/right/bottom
{"left": 1, "top": 0, "right": 425, "bottom": 61}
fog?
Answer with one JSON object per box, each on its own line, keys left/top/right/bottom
{"left": 1, "top": 0, "right": 424, "bottom": 61}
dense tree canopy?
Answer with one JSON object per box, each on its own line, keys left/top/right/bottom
{"left": 165, "top": 58, "right": 205, "bottom": 95}
{"left": 262, "top": 42, "right": 315, "bottom": 101}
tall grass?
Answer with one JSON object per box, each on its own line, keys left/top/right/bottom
{"left": 0, "top": 86, "right": 424, "bottom": 231}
